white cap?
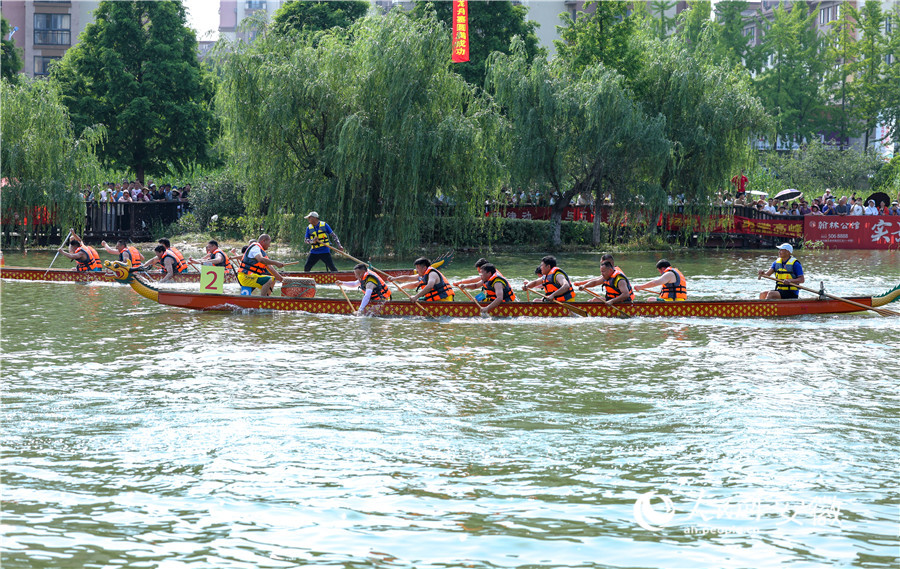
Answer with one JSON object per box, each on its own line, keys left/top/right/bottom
{"left": 777, "top": 243, "right": 793, "bottom": 253}
{"left": 305, "top": 211, "right": 319, "bottom": 218}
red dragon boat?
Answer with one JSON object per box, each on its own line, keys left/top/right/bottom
{"left": 0, "top": 265, "right": 411, "bottom": 285}
{"left": 97, "top": 261, "right": 900, "bottom": 319}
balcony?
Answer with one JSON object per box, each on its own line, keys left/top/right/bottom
{"left": 34, "top": 30, "right": 71, "bottom": 46}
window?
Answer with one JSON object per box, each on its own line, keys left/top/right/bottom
{"left": 34, "top": 55, "right": 60, "bottom": 76}
{"left": 834, "top": 5, "right": 840, "bottom": 20}
{"left": 34, "top": 13, "right": 70, "bottom": 45}
{"left": 886, "top": 17, "right": 892, "bottom": 34}
{"left": 820, "top": 7, "right": 832, "bottom": 25}
{"left": 743, "top": 26, "right": 755, "bottom": 42}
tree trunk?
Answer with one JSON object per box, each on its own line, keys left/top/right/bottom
{"left": 592, "top": 196, "right": 604, "bottom": 246}
{"left": 549, "top": 208, "right": 562, "bottom": 247}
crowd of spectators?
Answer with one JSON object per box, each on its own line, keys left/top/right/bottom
{"left": 82, "top": 181, "right": 192, "bottom": 204}
{"left": 713, "top": 189, "right": 900, "bottom": 217}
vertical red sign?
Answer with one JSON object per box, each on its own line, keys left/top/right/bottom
{"left": 452, "top": 0, "right": 469, "bottom": 63}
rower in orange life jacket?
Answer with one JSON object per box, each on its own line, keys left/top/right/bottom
{"left": 190, "top": 240, "right": 234, "bottom": 277}
{"left": 101, "top": 239, "right": 144, "bottom": 269}
{"left": 410, "top": 257, "right": 454, "bottom": 302}
{"left": 477, "top": 263, "right": 516, "bottom": 315}
{"left": 633, "top": 259, "right": 687, "bottom": 301}
{"left": 157, "top": 238, "right": 187, "bottom": 273}
{"left": 336, "top": 263, "right": 392, "bottom": 315}
{"left": 578, "top": 261, "right": 635, "bottom": 305}
{"left": 145, "top": 244, "right": 188, "bottom": 283}
{"left": 59, "top": 239, "right": 103, "bottom": 271}
{"left": 522, "top": 255, "right": 575, "bottom": 302}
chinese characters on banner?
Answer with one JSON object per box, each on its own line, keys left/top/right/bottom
{"left": 804, "top": 216, "right": 900, "bottom": 249}
{"left": 451, "top": 0, "right": 469, "bottom": 63}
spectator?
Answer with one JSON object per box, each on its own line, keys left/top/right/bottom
{"left": 878, "top": 201, "right": 888, "bottom": 215}
{"left": 118, "top": 190, "right": 133, "bottom": 202}
{"left": 864, "top": 200, "right": 878, "bottom": 215}
{"left": 776, "top": 205, "right": 788, "bottom": 215}
{"left": 136, "top": 187, "right": 151, "bottom": 202}
{"left": 799, "top": 200, "right": 811, "bottom": 215}
{"left": 763, "top": 199, "right": 777, "bottom": 214}
{"left": 834, "top": 197, "right": 850, "bottom": 216}
{"left": 731, "top": 169, "right": 748, "bottom": 198}
{"left": 789, "top": 203, "right": 800, "bottom": 216}
{"left": 849, "top": 198, "right": 863, "bottom": 216}
{"left": 822, "top": 188, "right": 834, "bottom": 203}
{"left": 180, "top": 184, "right": 191, "bottom": 201}
{"left": 149, "top": 183, "right": 164, "bottom": 201}
{"left": 822, "top": 198, "right": 836, "bottom": 215}
{"left": 890, "top": 201, "right": 900, "bottom": 216}
{"left": 809, "top": 205, "right": 823, "bottom": 215}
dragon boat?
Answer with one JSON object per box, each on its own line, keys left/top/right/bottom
{"left": 102, "top": 261, "right": 900, "bottom": 319}
{"left": 0, "top": 265, "right": 411, "bottom": 285}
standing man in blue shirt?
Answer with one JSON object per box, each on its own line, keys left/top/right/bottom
{"left": 304, "top": 211, "right": 343, "bottom": 272}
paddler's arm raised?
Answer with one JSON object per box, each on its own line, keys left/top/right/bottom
{"left": 576, "top": 276, "right": 605, "bottom": 290}
{"left": 633, "top": 271, "right": 674, "bottom": 292}
{"left": 99, "top": 240, "right": 119, "bottom": 255}
{"left": 522, "top": 277, "right": 543, "bottom": 291}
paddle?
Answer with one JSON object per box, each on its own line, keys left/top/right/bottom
{"left": 529, "top": 289, "right": 589, "bottom": 317}
{"left": 44, "top": 229, "right": 74, "bottom": 278}
{"left": 454, "top": 283, "right": 484, "bottom": 310}
{"left": 326, "top": 245, "right": 430, "bottom": 317}
{"left": 337, "top": 283, "right": 355, "bottom": 313}
{"left": 580, "top": 287, "right": 631, "bottom": 318}
{"left": 760, "top": 274, "right": 899, "bottom": 317}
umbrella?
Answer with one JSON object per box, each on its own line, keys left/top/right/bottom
{"left": 866, "top": 192, "right": 890, "bottom": 207}
{"left": 747, "top": 190, "right": 768, "bottom": 196}
{"left": 774, "top": 188, "right": 802, "bottom": 201}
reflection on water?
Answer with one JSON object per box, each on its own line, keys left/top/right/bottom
{"left": 2, "top": 251, "right": 899, "bottom": 568}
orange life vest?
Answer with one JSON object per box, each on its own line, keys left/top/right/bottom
{"left": 360, "top": 270, "right": 391, "bottom": 301}
{"left": 210, "top": 248, "right": 234, "bottom": 273}
{"left": 161, "top": 250, "right": 188, "bottom": 274}
{"left": 239, "top": 244, "right": 269, "bottom": 275}
{"left": 121, "top": 246, "right": 143, "bottom": 268}
{"left": 483, "top": 271, "right": 516, "bottom": 302}
{"left": 75, "top": 245, "right": 102, "bottom": 272}
{"left": 417, "top": 267, "right": 453, "bottom": 301}
{"left": 603, "top": 268, "right": 634, "bottom": 302}
{"left": 542, "top": 267, "right": 574, "bottom": 302}
{"left": 658, "top": 267, "right": 687, "bottom": 301}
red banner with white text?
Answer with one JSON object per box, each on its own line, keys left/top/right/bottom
{"left": 665, "top": 215, "right": 803, "bottom": 238}
{"left": 451, "top": 1, "right": 469, "bottom": 63}
{"left": 804, "top": 216, "right": 900, "bottom": 249}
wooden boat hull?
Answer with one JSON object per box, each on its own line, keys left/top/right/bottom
{"left": 0, "top": 266, "right": 410, "bottom": 285}
{"left": 99, "top": 262, "right": 900, "bottom": 319}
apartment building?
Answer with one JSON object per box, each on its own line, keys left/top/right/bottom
{"left": 2, "top": 0, "right": 98, "bottom": 78}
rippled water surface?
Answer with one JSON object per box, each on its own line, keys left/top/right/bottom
{"left": 2, "top": 249, "right": 899, "bottom": 568}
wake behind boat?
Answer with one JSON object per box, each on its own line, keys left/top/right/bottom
{"left": 101, "top": 261, "right": 900, "bottom": 319}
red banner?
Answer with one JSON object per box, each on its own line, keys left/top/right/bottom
{"left": 487, "top": 206, "right": 593, "bottom": 222}
{"left": 451, "top": 1, "right": 469, "bottom": 63}
{"left": 803, "top": 216, "right": 900, "bottom": 249}
{"left": 665, "top": 215, "right": 803, "bottom": 238}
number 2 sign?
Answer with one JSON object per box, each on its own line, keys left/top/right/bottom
{"left": 200, "top": 265, "right": 225, "bottom": 294}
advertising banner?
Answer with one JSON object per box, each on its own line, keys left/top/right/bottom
{"left": 451, "top": 1, "right": 469, "bottom": 63}
{"left": 803, "top": 216, "right": 900, "bottom": 249}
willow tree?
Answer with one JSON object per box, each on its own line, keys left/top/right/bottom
{"left": 0, "top": 80, "right": 104, "bottom": 247}
{"left": 487, "top": 40, "right": 669, "bottom": 246}
{"left": 631, "top": 34, "right": 769, "bottom": 221}
{"left": 216, "top": 12, "right": 502, "bottom": 256}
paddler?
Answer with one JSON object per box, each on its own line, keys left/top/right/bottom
{"left": 522, "top": 256, "right": 574, "bottom": 303}
{"left": 633, "top": 259, "right": 687, "bottom": 301}
{"left": 146, "top": 245, "right": 188, "bottom": 283}
{"left": 190, "top": 240, "right": 235, "bottom": 277}
{"left": 573, "top": 253, "right": 617, "bottom": 288}
{"left": 392, "top": 257, "right": 455, "bottom": 302}
{"left": 452, "top": 258, "right": 491, "bottom": 302}
{"left": 101, "top": 239, "right": 144, "bottom": 269}
{"left": 303, "top": 211, "right": 343, "bottom": 272}
{"left": 473, "top": 263, "right": 516, "bottom": 315}
{"left": 578, "top": 262, "right": 634, "bottom": 305}
{"left": 758, "top": 243, "right": 804, "bottom": 299}
{"left": 140, "top": 238, "right": 189, "bottom": 278}
{"left": 238, "top": 234, "right": 285, "bottom": 297}
{"left": 337, "top": 263, "right": 392, "bottom": 315}
{"left": 59, "top": 236, "right": 102, "bottom": 272}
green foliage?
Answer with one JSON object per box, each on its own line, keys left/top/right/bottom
{"left": 412, "top": 0, "right": 543, "bottom": 89}
{"left": 750, "top": 4, "right": 827, "bottom": 147}
{"left": 881, "top": 7, "right": 900, "bottom": 145}
{"left": 487, "top": 39, "right": 668, "bottom": 247}
{"left": 847, "top": 1, "right": 893, "bottom": 150}
{"left": 184, "top": 174, "right": 246, "bottom": 231}
{"left": 709, "top": 1, "right": 750, "bottom": 67}
{"left": 270, "top": 1, "right": 369, "bottom": 36}
{"left": 677, "top": 1, "right": 712, "bottom": 48}
{"left": 51, "top": 0, "right": 215, "bottom": 182}
{"left": 823, "top": 7, "right": 859, "bottom": 149}
{"left": 217, "top": 12, "right": 503, "bottom": 256}
{"left": 871, "top": 156, "right": 900, "bottom": 194}
{"left": 1, "top": 17, "right": 23, "bottom": 83}
{"left": 632, "top": 34, "right": 770, "bottom": 214}
{"left": 649, "top": 0, "right": 677, "bottom": 40}
{"left": 761, "top": 141, "right": 885, "bottom": 194}
{"left": 423, "top": 217, "right": 603, "bottom": 248}
{"left": 555, "top": 1, "right": 642, "bottom": 83}
{"left": 0, "top": 79, "right": 104, "bottom": 245}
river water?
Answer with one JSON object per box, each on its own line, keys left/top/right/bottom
{"left": 2, "top": 249, "right": 899, "bottom": 568}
